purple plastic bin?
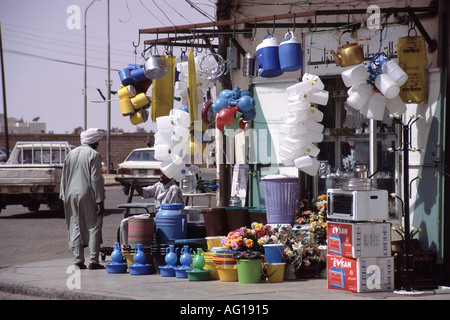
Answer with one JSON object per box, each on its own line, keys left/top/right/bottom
{"left": 262, "top": 175, "right": 298, "bottom": 224}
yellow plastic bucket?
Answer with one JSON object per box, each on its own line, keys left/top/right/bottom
{"left": 205, "top": 236, "right": 222, "bottom": 249}
{"left": 265, "top": 263, "right": 285, "bottom": 283}
{"left": 203, "top": 252, "right": 219, "bottom": 280}
{"left": 216, "top": 264, "right": 238, "bottom": 282}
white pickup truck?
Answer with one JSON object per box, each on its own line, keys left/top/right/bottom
{"left": 0, "top": 141, "right": 72, "bottom": 213}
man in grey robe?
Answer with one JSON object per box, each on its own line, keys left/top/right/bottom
{"left": 119, "top": 173, "right": 183, "bottom": 245}
{"left": 60, "top": 128, "right": 106, "bottom": 270}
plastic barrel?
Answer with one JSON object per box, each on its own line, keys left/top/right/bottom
{"left": 226, "top": 206, "right": 251, "bottom": 230}
{"left": 128, "top": 217, "right": 154, "bottom": 248}
{"left": 155, "top": 203, "right": 187, "bottom": 244}
{"left": 201, "top": 208, "right": 229, "bottom": 236}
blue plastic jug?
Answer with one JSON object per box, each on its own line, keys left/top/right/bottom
{"left": 279, "top": 31, "right": 303, "bottom": 72}
{"left": 256, "top": 33, "right": 283, "bottom": 78}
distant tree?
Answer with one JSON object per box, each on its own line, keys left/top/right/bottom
{"left": 111, "top": 127, "right": 124, "bottom": 133}
{"left": 135, "top": 127, "right": 147, "bottom": 133}
{"left": 72, "top": 127, "right": 83, "bottom": 135}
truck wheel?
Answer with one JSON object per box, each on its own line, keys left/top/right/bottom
{"left": 28, "top": 203, "right": 40, "bottom": 212}
{"left": 122, "top": 184, "right": 130, "bottom": 195}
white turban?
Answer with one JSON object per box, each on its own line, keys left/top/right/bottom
{"left": 80, "top": 128, "right": 105, "bottom": 145}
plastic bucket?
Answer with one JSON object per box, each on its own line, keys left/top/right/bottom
{"left": 262, "top": 175, "right": 298, "bottom": 224}
{"left": 341, "top": 64, "right": 369, "bottom": 87}
{"left": 382, "top": 60, "right": 408, "bottom": 86}
{"left": 256, "top": 33, "right": 283, "bottom": 78}
{"left": 367, "top": 91, "right": 386, "bottom": 120}
{"left": 386, "top": 95, "right": 406, "bottom": 116}
{"left": 205, "top": 236, "right": 222, "bottom": 249}
{"left": 201, "top": 208, "right": 229, "bottom": 237}
{"left": 265, "top": 263, "right": 285, "bottom": 283}
{"left": 216, "top": 264, "right": 238, "bottom": 282}
{"left": 154, "top": 144, "right": 171, "bottom": 161}
{"left": 279, "top": 31, "right": 303, "bottom": 72}
{"left": 119, "top": 99, "right": 135, "bottom": 116}
{"left": 156, "top": 116, "right": 173, "bottom": 131}
{"left": 236, "top": 259, "right": 263, "bottom": 283}
{"left": 170, "top": 109, "right": 191, "bottom": 127}
{"left": 294, "top": 155, "right": 320, "bottom": 176}
{"left": 160, "top": 159, "right": 188, "bottom": 180}
{"left": 346, "top": 82, "right": 373, "bottom": 110}
{"left": 155, "top": 130, "right": 172, "bottom": 145}
{"left": 119, "top": 68, "right": 134, "bottom": 86}
{"left": 374, "top": 73, "right": 399, "bottom": 99}
{"left": 263, "top": 244, "right": 284, "bottom": 263}
{"left": 203, "top": 252, "right": 219, "bottom": 280}
{"left": 130, "top": 67, "right": 147, "bottom": 83}
{"left": 128, "top": 217, "right": 154, "bottom": 248}
{"left": 118, "top": 85, "right": 136, "bottom": 99}
{"left": 131, "top": 93, "right": 150, "bottom": 109}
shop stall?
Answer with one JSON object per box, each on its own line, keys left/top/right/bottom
{"left": 108, "top": 1, "right": 446, "bottom": 293}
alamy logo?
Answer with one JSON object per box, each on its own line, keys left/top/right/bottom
{"left": 367, "top": 5, "right": 382, "bottom": 30}
{"left": 66, "top": 5, "right": 81, "bottom": 30}
{"left": 66, "top": 265, "right": 81, "bottom": 289}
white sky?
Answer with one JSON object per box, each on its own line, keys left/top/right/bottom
{"left": 0, "top": 0, "right": 216, "bottom": 133}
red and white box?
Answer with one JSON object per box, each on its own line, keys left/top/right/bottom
{"left": 327, "top": 221, "right": 391, "bottom": 258}
{"left": 327, "top": 254, "right": 394, "bottom": 293}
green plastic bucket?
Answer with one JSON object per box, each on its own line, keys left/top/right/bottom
{"left": 236, "top": 259, "right": 263, "bottom": 283}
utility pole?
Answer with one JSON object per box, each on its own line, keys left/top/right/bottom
{"left": 216, "top": 0, "right": 234, "bottom": 207}
{"left": 106, "top": 0, "right": 111, "bottom": 174}
{"left": 0, "top": 21, "right": 10, "bottom": 159}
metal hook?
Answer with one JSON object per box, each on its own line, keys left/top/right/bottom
{"left": 272, "top": 15, "right": 276, "bottom": 35}
{"left": 308, "top": 12, "right": 317, "bottom": 32}
{"left": 408, "top": 21, "right": 417, "bottom": 37}
{"left": 292, "top": 12, "right": 296, "bottom": 33}
{"left": 133, "top": 31, "right": 141, "bottom": 48}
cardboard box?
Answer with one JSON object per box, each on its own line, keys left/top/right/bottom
{"left": 327, "top": 221, "right": 391, "bottom": 258}
{"left": 327, "top": 255, "right": 394, "bottom": 293}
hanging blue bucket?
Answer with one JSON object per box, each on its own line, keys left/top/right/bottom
{"left": 279, "top": 31, "right": 303, "bottom": 72}
{"left": 256, "top": 33, "right": 283, "bottom": 78}
{"left": 263, "top": 244, "right": 284, "bottom": 263}
{"left": 131, "top": 67, "right": 147, "bottom": 83}
{"left": 119, "top": 68, "right": 134, "bottom": 86}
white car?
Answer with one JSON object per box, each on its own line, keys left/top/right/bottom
{"left": 114, "top": 147, "right": 162, "bottom": 195}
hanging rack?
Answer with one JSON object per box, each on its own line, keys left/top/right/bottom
{"left": 136, "top": 6, "right": 437, "bottom": 52}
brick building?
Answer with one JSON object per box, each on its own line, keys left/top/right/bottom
{"left": 0, "top": 132, "right": 155, "bottom": 172}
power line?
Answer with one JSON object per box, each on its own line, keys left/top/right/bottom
{"left": 3, "top": 48, "right": 121, "bottom": 72}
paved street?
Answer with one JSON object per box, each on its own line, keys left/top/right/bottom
{"left": 0, "top": 172, "right": 449, "bottom": 302}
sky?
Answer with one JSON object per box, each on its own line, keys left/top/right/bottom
{"left": 0, "top": 0, "right": 216, "bottom": 133}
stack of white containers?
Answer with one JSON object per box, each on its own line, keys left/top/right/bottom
{"left": 175, "top": 55, "right": 210, "bottom": 111}
{"left": 342, "top": 58, "right": 408, "bottom": 120}
{"left": 154, "top": 109, "right": 191, "bottom": 182}
{"left": 279, "top": 73, "right": 328, "bottom": 176}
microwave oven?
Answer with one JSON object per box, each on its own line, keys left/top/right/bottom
{"left": 327, "top": 189, "right": 388, "bottom": 221}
